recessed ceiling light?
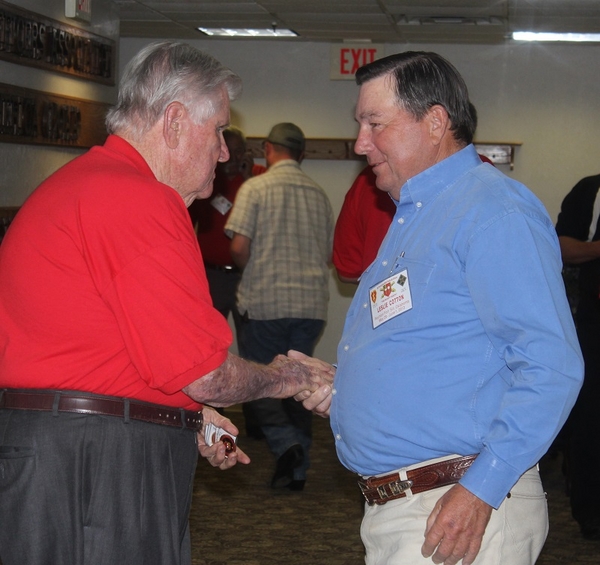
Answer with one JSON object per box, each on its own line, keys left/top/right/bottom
{"left": 197, "top": 27, "right": 298, "bottom": 38}
{"left": 513, "top": 31, "right": 600, "bottom": 42}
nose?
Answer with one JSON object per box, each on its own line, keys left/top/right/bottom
{"left": 354, "top": 126, "right": 371, "bottom": 156}
{"left": 218, "top": 135, "right": 230, "bottom": 163}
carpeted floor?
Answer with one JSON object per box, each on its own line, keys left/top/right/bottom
{"left": 191, "top": 406, "right": 600, "bottom": 565}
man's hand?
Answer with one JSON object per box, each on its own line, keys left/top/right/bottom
{"left": 287, "top": 350, "right": 335, "bottom": 417}
{"left": 197, "top": 406, "right": 251, "bottom": 470}
{"left": 268, "top": 353, "right": 333, "bottom": 399}
{"left": 421, "top": 484, "right": 492, "bottom": 565}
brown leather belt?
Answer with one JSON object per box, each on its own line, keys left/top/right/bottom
{"left": 0, "top": 389, "right": 203, "bottom": 431}
{"left": 358, "top": 454, "right": 477, "bottom": 505}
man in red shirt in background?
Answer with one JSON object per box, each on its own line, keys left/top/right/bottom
{"left": 189, "top": 126, "right": 266, "bottom": 334}
{"left": 332, "top": 165, "right": 396, "bottom": 283}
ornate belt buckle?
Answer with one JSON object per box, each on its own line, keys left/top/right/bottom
{"left": 384, "top": 479, "right": 413, "bottom": 498}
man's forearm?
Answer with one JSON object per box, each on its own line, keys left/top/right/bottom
{"left": 182, "top": 352, "right": 318, "bottom": 407}
{"left": 559, "top": 236, "right": 600, "bottom": 264}
{"left": 230, "top": 233, "right": 251, "bottom": 269}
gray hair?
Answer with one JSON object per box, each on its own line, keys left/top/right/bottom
{"left": 106, "top": 41, "right": 242, "bottom": 140}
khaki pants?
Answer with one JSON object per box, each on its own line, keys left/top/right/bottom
{"left": 361, "top": 465, "right": 548, "bottom": 565}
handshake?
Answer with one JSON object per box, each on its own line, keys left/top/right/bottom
{"left": 273, "top": 350, "right": 336, "bottom": 418}
{"left": 196, "top": 350, "right": 336, "bottom": 471}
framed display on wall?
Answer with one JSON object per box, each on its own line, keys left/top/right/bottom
{"left": 0, "top": 0, "right": 115, "bottom": 85}
{"left": 0, "top": 82, "right": 110, "bottom": 148}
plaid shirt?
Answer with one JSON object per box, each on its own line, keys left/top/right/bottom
{"left": 225, "top": 159, "right": 333, "bottom": 320}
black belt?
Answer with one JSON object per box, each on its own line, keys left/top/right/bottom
{"left": 204, "top": 263, "right": 240, "bottom": 273}
{"left": 0, "top": 389, "right": 203, "bottom": 431}
{"left": 358, "top": 454, "right": 477, "bottom": 505}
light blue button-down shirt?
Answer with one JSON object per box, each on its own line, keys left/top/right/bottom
{"left": 331, "top": 145, "right": 583, "bottom": 508}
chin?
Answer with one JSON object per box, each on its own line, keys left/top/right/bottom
{"left": 197, "top": 186, "right": 214, "bottom": 200}
{"left": 374, "top": 178, "right": 392, "bottom": 192}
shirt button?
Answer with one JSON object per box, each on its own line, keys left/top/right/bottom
{"left": 416, "top": 201, "right": 423, "bottom": 208}
{"left": 343, "top": 344, "right": 349, "bottom": 351}
{"left": 332, "top": 388, "right": 337, "bottom": 395}
{"left": 382, "top": 260, "right": 388, "bottom": 266}
{"left": 363, "top": 303, "right": 368, "bottom": 308}
{"left": 335, "top": 434, "right": 342, "bottom": 441}
{"left": 398, "top": 217, "right": 405, "bottom": 224}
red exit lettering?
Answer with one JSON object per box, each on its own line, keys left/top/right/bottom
{"left": 339, "top": 48, "right": 378, "bottom": 75}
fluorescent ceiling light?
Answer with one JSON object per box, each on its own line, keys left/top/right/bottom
{"left": 198, "top": 27, "right": 297, "bottom": 38}
{"left": 396, "top": 16, "right": 503, "bottom": 26}
{"left": 513, "top": 31, "right": 600, "bottom": 42}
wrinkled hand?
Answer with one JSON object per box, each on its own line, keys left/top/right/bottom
{"left": 421, "top": 484, "right": 492, "bottom": 565}
{"left": 287, "top": 350, "right": 335, "bottom": 417}
{"left": 268, "top": 353, "right": 332, "bottom": 399}
{"left": 197, "top": 406, "right": 251, "bottom": 470}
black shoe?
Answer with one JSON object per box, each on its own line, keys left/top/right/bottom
{"left": 271, "top": 444, "right": 304, "bottom": 489}
{"left": 287, "top": 479, "right": 306, "bottom": 491}
{"left": 580, "top": 519, "right": 600, "bottom": 540}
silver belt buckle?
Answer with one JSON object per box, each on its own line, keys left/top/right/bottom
{"left": 360, "top": 475, "right": 414, "bottom": 505}
{"left": 379, "top": 478, "right": 413, "bottom": 500}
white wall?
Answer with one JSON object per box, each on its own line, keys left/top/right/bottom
{"left": 119, "top": 37, "right": 600, "bottom": 363}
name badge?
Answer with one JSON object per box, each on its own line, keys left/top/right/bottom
{"left": 369, "top": 269, "right": 413, "bottom": 328}
{"left": 210, "top": 194, "right": 233, "bottom": 215}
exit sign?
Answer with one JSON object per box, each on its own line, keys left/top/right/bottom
{"left": 65, "top": 0, "right": 92, "bottom": 23}
{"left": 330, "top": 44, "right": 384, "bottom": 80}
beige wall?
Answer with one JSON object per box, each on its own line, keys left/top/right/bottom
{"left": 2, "top": 0, "right": 599, "bottom": 364}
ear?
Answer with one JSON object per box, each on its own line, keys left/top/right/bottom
{"left": 426, "top": 104, "right": 450, "bottom": 146}
{"left": 163, "top": 102, "right": 186, "bottom": 149}
{"left": 263, "top": 140, "right": 273, "bottom": 162}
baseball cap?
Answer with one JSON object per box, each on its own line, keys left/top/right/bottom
{"left": 266, "top": 122, "right": 305, "bottom": 152}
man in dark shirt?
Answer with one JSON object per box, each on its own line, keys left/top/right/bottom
{"left": 556, "top": 173, "right": 600, "bottom": 540}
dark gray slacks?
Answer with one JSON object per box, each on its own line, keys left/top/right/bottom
{"left": 0, "top": 409, "right": 198, "bottom": 565}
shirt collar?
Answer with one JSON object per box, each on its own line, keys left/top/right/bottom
{"left": 103, "top": 134, "right": 157, "bottom": 180}
{"left": 399, "top": 144, "right": 481, "bottom": 207}
{"left": 268, "top": 159, "right": 301, "bottom": 172}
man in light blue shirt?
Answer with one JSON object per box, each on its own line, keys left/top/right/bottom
{"left": 295, "top": 52, "right": 583, "bottom": 565}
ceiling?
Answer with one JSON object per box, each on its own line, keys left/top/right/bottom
{"left": 114, "top": 0, "right": 600, "bottom": 44}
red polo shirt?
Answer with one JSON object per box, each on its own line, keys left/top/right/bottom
{"left": 0, "top": 135, "right": 232, "bottom": 409}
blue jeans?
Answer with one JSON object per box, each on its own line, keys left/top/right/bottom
{"left": 238, "top": 317, "right": 325, "bottom": 480}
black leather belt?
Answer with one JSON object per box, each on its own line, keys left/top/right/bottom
{"left": 0, "top": 389, "right": 203, "bottom": 431}
{"left": 204, "top": 263, "right": 240, "bottom": 273}
{"left": 358, "top": 454, "right": 477, "bottom": 505}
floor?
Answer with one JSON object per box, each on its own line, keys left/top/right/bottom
{"left": 191, "top": 407, "right": 600, "bottom": 565}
